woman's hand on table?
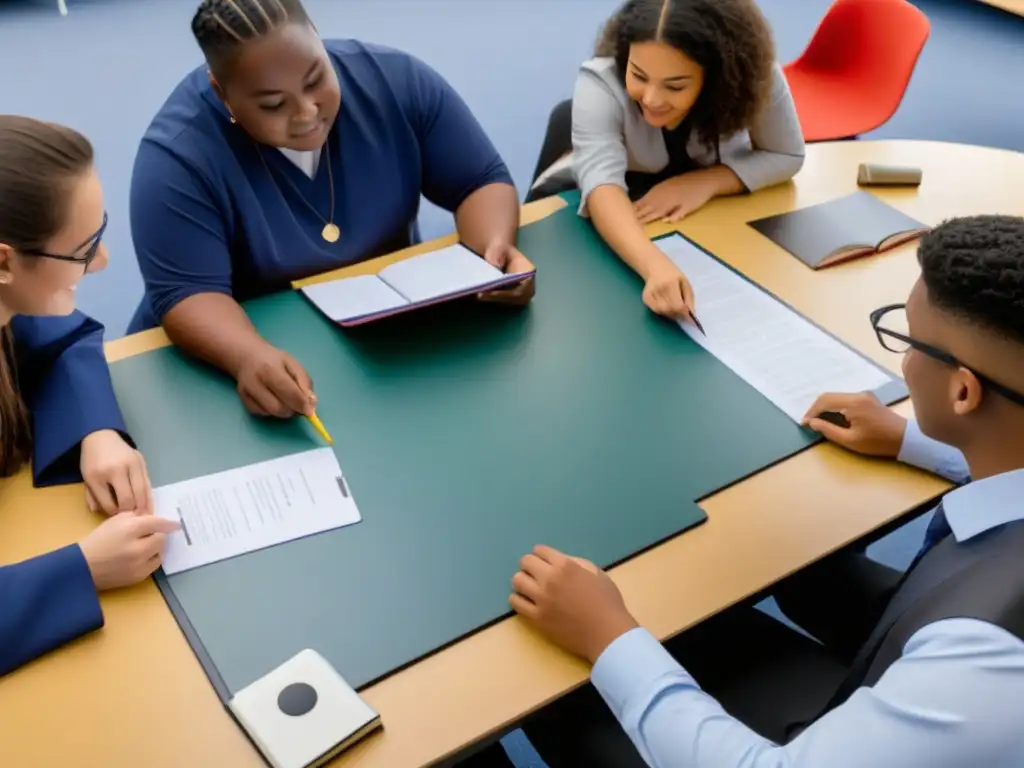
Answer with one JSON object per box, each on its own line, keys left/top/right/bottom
{"left": 80, "top": 429, "right": 152, "bottom": 516}
{"left": 478, "top": 242, "right": 536, "bottom": 305}
{"left": 235, "top": 341, "right": 316, "bottom": 419}
{"left": 634, "top": 171, "right": 717, "bottom": 224}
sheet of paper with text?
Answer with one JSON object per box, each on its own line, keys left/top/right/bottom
{"left": 657, "top": 235, "right": 891, "bottom": 423}
{"left": 153, "top": 448, "right": 360, "bottom": 575}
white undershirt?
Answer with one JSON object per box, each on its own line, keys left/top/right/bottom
{"left": 278, "top": 147, "right": 320, "bottom": 179}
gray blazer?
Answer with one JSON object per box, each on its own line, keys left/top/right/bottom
{"left": 534, "top": 57, "right": 805, "bottom": 216}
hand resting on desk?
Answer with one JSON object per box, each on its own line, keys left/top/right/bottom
{"left": 633, "top": 170, "right": 718, "bottom": 225}
{"left": 509, "top": 545, "right": 638, "bottom": 664}
{"left": 801, "top": 391, "right": 908, "bottom": 458}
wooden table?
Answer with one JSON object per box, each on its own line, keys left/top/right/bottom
{"left": 2, "top": 139, "right": 1021, "bottom": 768}
{"left": 978, "top": 0, "right": 1024, "bottom": 17}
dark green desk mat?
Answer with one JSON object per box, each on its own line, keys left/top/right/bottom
{"left": 109, "top": 199, "right": 902, "bottom": 700}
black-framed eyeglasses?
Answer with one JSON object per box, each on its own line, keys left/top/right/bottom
{"left": 871, "top": 302, "right": 1024, "bottom": 407}
{"left": 19, "top": 212, "right": 107, "bottom": 271}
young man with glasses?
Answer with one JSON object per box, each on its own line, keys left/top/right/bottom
{"left": 467, "top": 214, "right": 1024, "bottom": 767}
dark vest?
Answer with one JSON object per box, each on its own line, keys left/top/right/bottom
{"left": 820, "top": 518, "right": 1024, "bottom": 717}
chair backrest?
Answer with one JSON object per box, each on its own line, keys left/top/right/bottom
{"left": 793, "top": 0, "right": 931, "bottom": 84}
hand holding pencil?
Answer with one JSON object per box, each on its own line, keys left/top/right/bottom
{"left": 306, "top": 410, "right": 333, "bottom": 445}
{"left": 234, "top": 342, "right": 323, "bottom": 418}
{"left": 231, "top": 342, "right": 334, "bottom": 443}
{"left": 641, "top": 263, "right": 704, "bottom": 335}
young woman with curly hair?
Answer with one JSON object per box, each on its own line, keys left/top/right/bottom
{"left": 528, "top": 0, "right": 805, "bottom": 325}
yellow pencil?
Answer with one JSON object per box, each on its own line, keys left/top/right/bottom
{"left": 306, "top": 410, "right": 333, "bottom": 445}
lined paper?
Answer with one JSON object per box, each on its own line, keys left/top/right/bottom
{"left": 657, "top": 235, "right": 891, "bottom": 422}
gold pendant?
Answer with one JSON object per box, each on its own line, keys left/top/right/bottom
{"left": 321, "top": 223, "right": 340, "bottom": 243}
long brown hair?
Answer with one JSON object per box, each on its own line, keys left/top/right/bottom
{"left": 0, "top": 116, "right": 94, "bottom": 476}
{"left": 595, "top": 0, "right": 776, "bottom": 149}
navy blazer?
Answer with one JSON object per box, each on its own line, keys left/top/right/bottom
{"left": 0, "top": 311, "right": 130, "bottom": 676}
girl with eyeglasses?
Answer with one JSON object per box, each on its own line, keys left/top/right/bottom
{"left": 0, "top": 116, "right": 178, "bottom": 676}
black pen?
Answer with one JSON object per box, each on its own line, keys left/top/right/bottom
{"left": 688, "top": 311, "right": 706, "bottom": 336}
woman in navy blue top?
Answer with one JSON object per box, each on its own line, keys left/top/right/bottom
{"left": 0, "top": 117, "right": 179, "bottom": 677}
{"left": 129, "top": 0, "right": 534, "bottom": 420}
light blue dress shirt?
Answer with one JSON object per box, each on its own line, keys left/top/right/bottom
{"left": 590, "top": 419, "right": 1024, "bottom": 767}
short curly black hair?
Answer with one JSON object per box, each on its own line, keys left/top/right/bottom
{"left": 595, "top": 0, "right": 776, "bottom": 148}
{"left": 918, "top": 215, "right": 1024, "bottom": 344}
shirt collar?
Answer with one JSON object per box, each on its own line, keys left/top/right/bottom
{"left": 944, "top": 468, "right": 1024, "bottom": 542}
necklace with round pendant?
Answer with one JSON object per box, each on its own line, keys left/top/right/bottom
{"left": 321, "top": 223, "right": 340, "bottom": 243}
{"left": 254, "top": 136, "right": 341, "bottom": 244}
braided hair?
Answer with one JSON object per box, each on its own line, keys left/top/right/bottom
{"left": 919, "top": 215, "right": 1024, "bottom": 345}
{"left": 191, "top": 0, "right": 311, "bottom": 76}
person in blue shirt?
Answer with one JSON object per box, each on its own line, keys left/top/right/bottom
{"left": 0, "top": 116, "right": 179, "bottom": 677}
{"left": 128, "top": 0, "right": 534, "bottom": 421}
{"left": 466, "top": 215, "right": 1024, "bottom": 766}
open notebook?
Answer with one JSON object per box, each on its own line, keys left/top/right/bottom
{"left": 300, "top": 243, "right": 535, "bottom": 326}
{"left": 748, "top": 191, "right": 929, "bottom": 269}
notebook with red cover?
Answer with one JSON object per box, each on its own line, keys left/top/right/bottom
{"left": 300, "top": 243, "right": 534, "bottom": 327}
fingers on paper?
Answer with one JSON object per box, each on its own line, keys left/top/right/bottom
{"left": 133, "top": 513, "right": 180, "bottom": 537}
{"left": 801, "top": 393, "right": 852, "bottom": 424}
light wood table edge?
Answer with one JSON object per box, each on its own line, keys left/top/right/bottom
{"left": 977, "top": 0, "right": 1024, "bottom": 17}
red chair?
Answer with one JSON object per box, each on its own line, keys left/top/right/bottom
{"left": 783, "top": 0, "right": 931, "bottom": 142}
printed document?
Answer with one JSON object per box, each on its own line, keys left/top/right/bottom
{"left": 153, "top": 448, "right": 360, "bottom": 575}
{"left": 657, "top": 235, "right": 891, "bottom": 422}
